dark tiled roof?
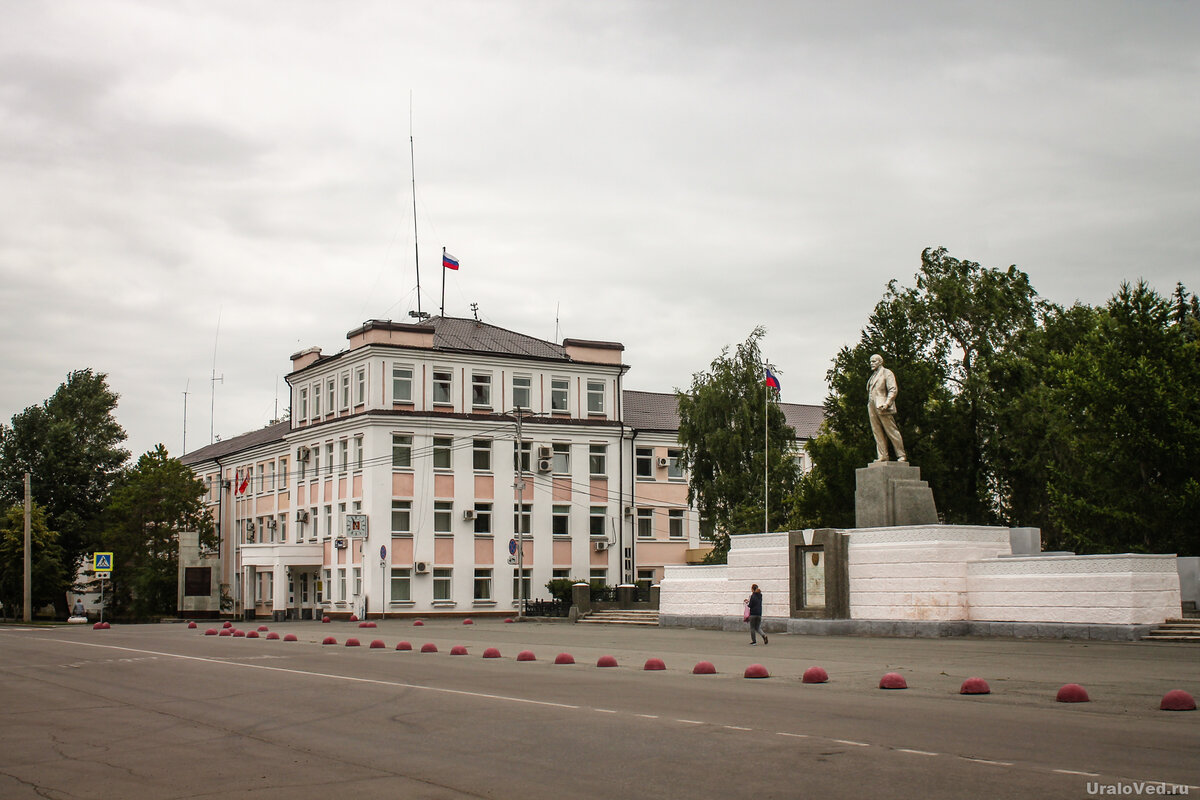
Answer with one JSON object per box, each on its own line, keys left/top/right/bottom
{"left": 429, "top": 317, "right": 568, "bottom": 361}
{"left": 180, "top": 420, "right": 290, "bottom": 466}
{"left": 623, "top": 390, "right": 824, "bottom": 439}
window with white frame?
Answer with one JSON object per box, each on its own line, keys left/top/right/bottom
{"left": 552, "top": 505, "right": 570, "bottom": 536}
{"left": 667, "top": 448, "right": 684, "bottom": 480}
{"left": 392, "top": 365, "right": 413, "bottom": 403}
{"left": 514, "top": 503, "right": 532, "bottom": 535}
{"left": 337, "top": 568, "right": 346, "bottom": 601}
{"left": 355, "top": 367, "right": 366, "bottom": 406}
{"left": 339, "top": 440, "right": 348, "bottom": 473}
{"left": 635, "top": 447, "right": 654, "bottom": 478}
{"left": 279, "top": 457, "right": 288, "bottom": 488}
{"left": 390, "top": 568, "right": 412, "bottom": 602}
{"left": 341, "top": 372, "right": 350, "bottom": 410}
{"left": 326, "top": 378, "right": 335, "bottom": 414}
{"left": 552, "top": 568, "right": 570, "bottom": 581}
{"left": 354, "top": 436, "right": 363, "bottom": 470}
{"left": 433, "top": 436, "right": 452, "bottom": 470}
{"left": 513, "top": 440, "right": 531, "bottom": 473}
{"left": 550, "top": 377, "right": 569, "bottom": 412}
{"left": 312, "top": 446, "right": 320, "bottom": 476}
{"left": 391, "top": 500, "right": 411, "bottom": 534}
{"left": 474, "top": 502, "right": 492, "bottom": 534}
{"left": 256, "top": 571, "right": 273, "bottom": 603}
{"left": 325, "top": 443, "right": 334, "bottom": 475}
{"left": 473, "top": 569, "right": 493, "bottom": 601}
{"left": 472, "top": 438, "right": 491, "bottom": 472}
{"left": 353, "top": 566, "right": 361, "bottom": 597}
{"left": 433, "top": 568, "right": 452, "bottom": 601}
{"left": 552, "top": 442, "right": 570, "bottom": 474}
{"left": 589, "top": 568, "right": 607, "bottom": 589}
{"left": 589, "top": 444, "right": 607, "bottom": 476}
{"left": 434, "top": 501, "right": 453, "bottom": 534}
{"left": 337, "top": 502, "right": 345, "bottom": 536}
{"left": 669, "top": 509, "right": 685, "bottom": 538}
{"left": 309, "top": 507, "right": 318, "bottom": 541}
{"left": 278, "top": 514, "right": 287, "bottom": 543}
{"left": 471, "top": 373, "right": 491, "bottom": 408}
{"left": 587, "top": 380, "right": 605, "bottom": 414}
{"left": 512, "top": 568, "right": 532, "bottom": 601}
{"left": 299, "top": 388, "right": 308, "bottom": 420}
{"left": 267, "top": 461, "right": 276, "bottom": 491}
{"left": 257, "top": 464, "right": 265, "bottom": 493}
{"left": 433, "top": 369, "right": 453, "bottom": 405}
{"left": 392, "top": 434, "right": 412, "bottom": 468}
{"left": 637, "top": 508, "right": 653, "bottom": 538}
{"left": 312, "top": 383, "right": 321, "bottom": 416}
{"left": 512, "top": 375, "right": 531, "bottom": 410}
{"left": 589, "top": 506, "right": 607, "bottom": 537}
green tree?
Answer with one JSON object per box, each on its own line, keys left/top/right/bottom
{"left": 676, "top": 327, "right": 800, "bottom": 562}
{"left": 0, "top": 370, "right": 128, "bottom": 613}
{"left": 0, "top": 503, "right": 67, "bottom": 619}
{"left": 100, "top": 445, "right": 215, "bottom": 618}
{"left": 792, "top": 247, "right": 1043, "bottom": 528}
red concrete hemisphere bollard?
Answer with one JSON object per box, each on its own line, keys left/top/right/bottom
{"left": 516, "top": 650, "right": 536, "bottom": 662}
{"left": 596, "top": 655, "right": 618, "bottom": 668}
{"left": 321, "top": 616, "right": 331, "bottom": 623}
{"left": 345, "top": 638, "right": 361, "bottom": 647}
{"left": 744, "top": 664, "right": 770, "bottom": 679}
{"left": 219, "top": 629, "right": 232, "bottom": 636}
{"left": 1160, "top": 690, "right": 1196, "bottom": 711}
{"left": 504, "top": 618, "right": 514, "bottom": 623}
{"left": 283, "top": 634, "right": 298, "bottom": 642}
{"left": 960, "top": 677, "right": 991, "bottom": 695}
{"left": 693, "top": 661, "right": 717, "bottom": 675}
{"left": 1056, "top": 683, "right": 1089, "bottom": 703}
{"left": 322, "top": 637, "right": 337, "bottom": 645}
{"left": 396, "top": 641, "right": 412, "bottom": 651}
{"left": 482, "top": 647, "right": 501, "bottom": 659}
{"left": 233, "top": 630, "right": 246, "bottom": 638}
{"left": 187, "top": 621, "right": 197, "bottom": 629}
{"left": 205, "top": 628, "right": 218, "bottom": 636}
{"left": 222, "top": 621, "right": 233, "bottom": 628}
{"left": 802, "top": 666, "right": 829, "bottom": 684}
{"left": 92, "top": 622, "right": 106, "bottom": 631}
{"left": 413, "top": 620, "right": 424, "bottom": 626}
{"left": 420, "top": 643, "right": 438, "bottom": 653}
{"left": 644, "top": 658, "right": 666, "bottom": 671}
{"left": 246, "top": 631, "right": 259, "bottom": 639}
{"left": 451, "top": 645, "right": 469, "bottom": 656}
{"left": 370, "top": 639, "right": 386, "bottom": 649}
{"left": 554, "top": 653, "right": 575, "bottom": 665}
{"left": 257, "top": 625, "right": 269, "bottom": 632}
{"left": 879, "top": 672, "right": 907, "bottom": 690}
{"left": 349, "top": 614, "right": 359, "bottom": 622}
{"left": 266, "top": 632, "right": 280, "bottom": 640}
{"left": 359, "top": 621, "right": 376, "bottom": 628}
{"left": 102, "top": 622, "right": 111, "bottom": 629}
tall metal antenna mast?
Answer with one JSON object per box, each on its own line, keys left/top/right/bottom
{"left": 182, "top": 379, "right": 189, "bottom": 456}
{"left": 210, "top": 309, "right": 224, "bottom": 445}
{"left": 409, "top": 94, "right": 423, "bottom": 319}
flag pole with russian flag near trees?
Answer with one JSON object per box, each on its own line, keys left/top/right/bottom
{"left": 440, "top": 248, "right": 460, "bottom": 317}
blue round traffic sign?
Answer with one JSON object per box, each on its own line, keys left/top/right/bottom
{"left": 509, "top": 538, "right": 517, "bottom": 555}
{"left": 379, "top": 545, "right": 387, "bottom": 560}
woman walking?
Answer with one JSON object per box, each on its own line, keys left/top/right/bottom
{"left": 747, "top": 584, "right": 768, "bottom": 645}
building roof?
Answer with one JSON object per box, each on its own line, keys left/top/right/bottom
{"left": 622, "top": 390, "right": 824, "bottom": 439}
{"left": 425, "top": 316, "right": 570, "bottom": 361}
{"left": 180, "top": 420, "right": 290, "bottom": 466}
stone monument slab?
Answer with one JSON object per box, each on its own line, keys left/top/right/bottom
{"left": 855, "top": 461, "right": 938, "bottom": 527}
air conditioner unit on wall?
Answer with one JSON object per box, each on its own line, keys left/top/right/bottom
{"left": 334, "top": 537, "right": 347, "bottom": 549}
{"left": 463, "top": 509, "right": 477, "bottom": 521}
{"left": 656, "top": 457, "right": 669, "bottom": 468}
{"left": 266, "top": 518, "right": 277, "bottom": 529}
{"left": 414, "top": 561, "right": 430, "bottom": 574}
{"left": 297, "top": 446, "right": 311, "bottom": 461}
{"left": 624, "top": 506, "right": 634, "bottom": 518}
{"left": 246, "top": 521, "right": 256, "bottom": 532}
{"left": 594, "top": 541, "right": 609, "bottom": 552}
{"left": 536, "top": 445, "right": 552, "bottom": 460}
{"left": 536, "top": 458, "right": 552, "bottom": 473}
{"left": 296, "top": 510, "right": 309, "bottom": 523}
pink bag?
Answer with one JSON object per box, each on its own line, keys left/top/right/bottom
{"left": 742, "top": 601, "right": 750, "bottom": 622}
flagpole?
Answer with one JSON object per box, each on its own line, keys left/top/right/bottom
{"left": 440, "top": 247, "right": 446, "bottom": 317}
{"left": 764, "top": 364, "right": 769, "bottom": 534}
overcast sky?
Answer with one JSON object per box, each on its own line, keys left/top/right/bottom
{"left": 2, "top": 1, "right": 1197, "bottom": 460}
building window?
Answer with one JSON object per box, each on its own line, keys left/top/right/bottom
{"left": 299, "top": 388, "right": 308, "bottom": 421}
{"left": 587, "top": 380, "right": 605, "bottom": 414}
{"left": 589, "top": 444, "right": 607, "bottom": 476}
{"left": 392, "top": 434, "right": 412, "bottom": 468}
{"left": 635, "top": 447, "right": 654, "bottom": 478}
{"left": 355, "top": 367, "right": 366, "bottom": 405}
{"left": 474, "top": 502, "right": 492, "bottom": 534}
{"left": 326, "top": 378, "right": 335, "bottom": 414}
{"left": 339, "top": 440, "right": 348, "bottom": 473}
{"left": 257, "top": 464, "right": 265, "bottom": 493}
{"left": 279, "top": 457, "right": 288, "bottom": 488}
{"left": 473, "top": 569, "right": 493, "bottom": 601}
{"left": 471, "top": 373, "right": 492, "bottom": 408}
{"left": 550, "top": 377, "right": 569, "bottom": 412}
{"left": 354, "top": 436, "right": 363, "bottom": 470}
{"left": 667, "top": 448, "right": 684, "bottom": 480}
{"left": 433, "top": 436, "right": 453, "bottom": 470}
{"left": 341, "top": 372, "right": 351, "bottom": 410}
{"left": 267, "top": 461, "right": 276, "bottom": 492}
{"left": 256, "top": 571, "right": 273, "bottom": 603}
{"left": 589, "top": 506, "right": 607, "bottom": 537}
{"left": 320, "top": 569, "right": 329, "bottom": 603}
{"left": 551, "top": 442, "right": 570, "bottom": 474}
{"left": 323, "top": 505, "right": 332, "bottom": 539}
{"left": 312, "top": 383, "right": 321, "bottom": 416}
{"left": 312, "top": 446, "right": 320, "bottom": 476}
{"left": 669, "top": 509, "right": 685, "bottom": 538}
{"left": 433, "top": 568, "right": 452, "bottom": 601}
{"left": 309, "top": 507, "right": 318, "bottom": 541}
{"left": 298, "top": 451, "right": 307, "bottom": 481}
{"left": 390, "top": 568, "right": 412, "bottom": 602}
{"left": 433, "top": 369, "right": 453, "bottom": 405}
{"left": 552, "top": 568, "right": 570, "bottom": 581}
{"left": 391, "top": 500, "right": 412, "bottom": 534}
{"left": 278, "top": 514, "right": 287, "bottom": 543}
{"left": 512, "top": 375, "right": 531, "bottom": 410}
{"left": 512, "top": 568, "right": 532, "bottom": 601}
{"left": 513, "top": 503, "right": 531, "bottom": 535}
{"left": 472, "top": 438, "right": 492, "bottom": 472}
{"left": 353, "top": 566, "right": 362, "bottom": 597}
{"left": 183, "top": 567, "right": 211, "bottom": 597}
{"left": 434, "top": 501, "right": 453, "bottom": 534}
{"left": 338, "top": 568, "right": 346, "bottom": 601}
{"left": 325, "top": 443, "right": 334, "bottom": 475}
{"left": 589, "top": 568, "right": 607, "bottom": 589}
{"left": 392, "top": 365, "right": 413, "bottom": 403}
{"left": 513, "top": 440, "right": 531, "bottom": 474}
{"left": 637, "top": 508, "right": 653, "bottom": 538}
{"left": 552, "top": 505, "right": 570, "bottom": 536}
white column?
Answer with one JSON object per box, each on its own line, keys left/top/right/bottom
{"left": 272, "top": 563, "right": 288, "bottom": 621}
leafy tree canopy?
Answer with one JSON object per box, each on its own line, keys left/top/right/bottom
{"left": 676, "top": 326, "right": 800, "bottom": 562}
{"left": 0, "top": 503, "right": 67, "bottom": 618}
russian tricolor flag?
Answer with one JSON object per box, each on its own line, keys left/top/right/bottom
{"left": 442, "top": 251, "right": 460, "bottom": 270}
{"left": 765, "top": 368, "right": 781, "bottom": 392}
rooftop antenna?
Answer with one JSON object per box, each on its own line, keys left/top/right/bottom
{"left": 554, "top": 301, "right": 560, "bottom": 342}
{"left": 409, "top": 92, "right": 424, "bottom": 319}
{"left": 210, "top": 309, "right": 224, "bottom": 445}
{"left": 470, "top": 302, "right": 480, "bottom": 321}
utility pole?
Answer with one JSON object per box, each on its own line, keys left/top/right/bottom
{"left": 23, "top": 472, "right": 32, "bottom": 622}
{"left": 514, "top": 410, "right": 526, "bottom": 619}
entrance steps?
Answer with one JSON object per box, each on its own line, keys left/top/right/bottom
{"left": 578, "top": 609, "right": 659, "bottom": 626}
{"left": 1142, "top": 619, "right": 1200, "bottom": 642}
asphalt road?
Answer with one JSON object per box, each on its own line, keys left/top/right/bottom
{"left": 1, "top": 620, "right": 1196, "bottom": 799}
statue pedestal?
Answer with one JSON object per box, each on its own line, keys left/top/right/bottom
{"left": 855, "top": 461, "right": 938, "bottom": 528}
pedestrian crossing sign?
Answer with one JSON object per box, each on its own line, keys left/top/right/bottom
{"left": 93, "top": 552, "right": 113, "bottom": 572}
